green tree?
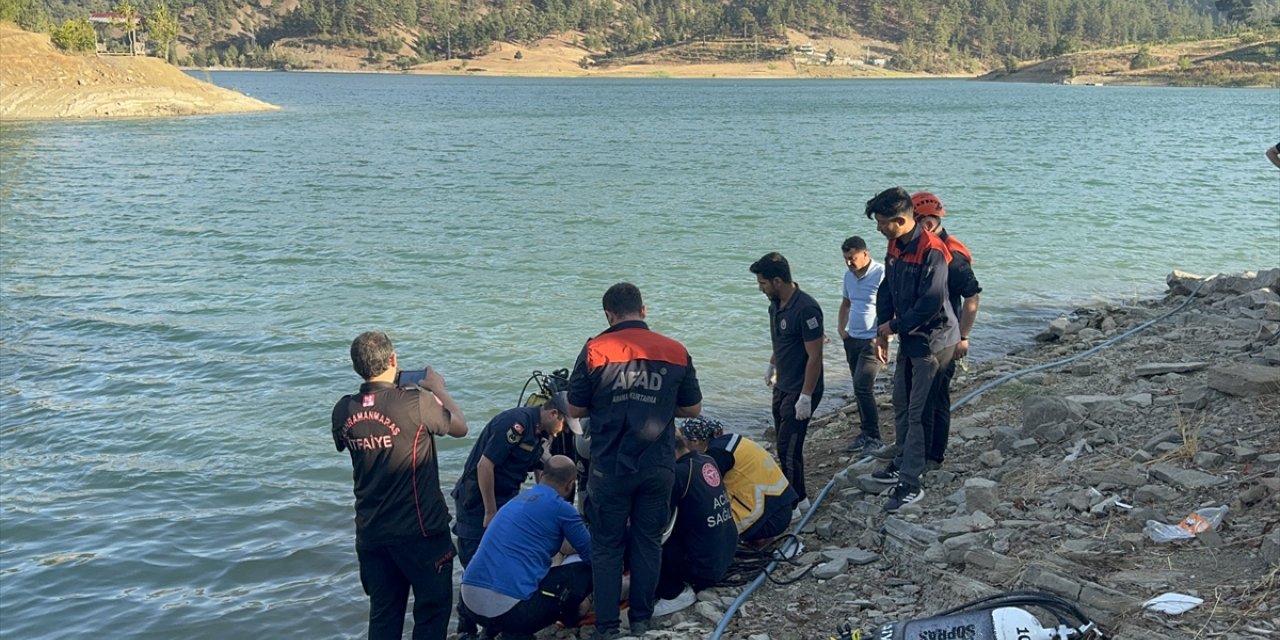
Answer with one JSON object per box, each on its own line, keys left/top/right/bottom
{"left": 1214, "top": 0, "right": 1253, "bottom": 23}
{"left": 114, "top": 0, "right": 138, "bottom": 55}
{"left": 145, "top": 3, "right": 179, "bottom": 62}
{"left": 0, "top": 0, "right": 49, "bottom": 31}
{"left": 51, "top": 17, "right": 96, "bottom": 51}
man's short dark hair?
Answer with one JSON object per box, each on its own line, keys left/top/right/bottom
{"left": 864, "top": 187, "right": 914, "bottom": 220}
{"left": 351, "top": 331, "right": 394, "bottom": 380}
{"left": 841, "top": 236, "right": 868, "bottom": 253}
{"left": 602, "top": 282, "right": 643, "bottom": 316}
{"left": 749, "top": 252, "right": 792, "bottom": 283}
{"left": 542, "top": 456, "right": 577, "bottom": 487}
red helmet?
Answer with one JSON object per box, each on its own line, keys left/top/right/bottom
{"left": 911, "top": 191, "right": 946, "bottom": 218}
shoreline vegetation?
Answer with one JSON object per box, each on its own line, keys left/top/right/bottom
{"left": 2, "top": 20, "right": 1275, "bottom": 123}
{"left": 189, "top": 31, "right": 1278, "bottom": 87}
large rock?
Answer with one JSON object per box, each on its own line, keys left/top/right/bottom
{"left": 964, "top": 477, "right": 1000, "bottom": 515}
{"left": 1206, "top": 364, "right": 1280, "bottom": 396}
{"left": 1149, "top": 463, "right": 1227, "bottom": 489}
{"left": 1134, "top": 362, "right": 1210, "bottom": 377}
{"left": 1064, "top": 394, "right": 1125, "bottom": 420}
{"left": 1022, "top": 396, "right": 1087, "bottom": 430}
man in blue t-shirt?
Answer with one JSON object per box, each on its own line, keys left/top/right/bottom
{"left": 460, "top": 456, "right": 593, "bottom": 640}
{"left": 751, "top": 252, "right": 824, "bottom": 515}
{"left": 451, "top": 393, "right": 581, "bottom": 639}
{"left": 838, "top": 235, "right": 887, "bottom": 455}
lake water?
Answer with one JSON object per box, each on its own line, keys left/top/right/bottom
{"left": 1, "top": 73, "right": 1276, "bottom": 638}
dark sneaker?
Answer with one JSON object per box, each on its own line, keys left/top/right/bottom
{"left": 846, "top": 433, "right": 882, "bottom": 454}
{"left": 925, "top": 459, "right": 943, "bottom": 472}
{"left": 870, "top": 464, "right": 899, "bottom": 484}
{"left": 629, "top": 619, "right": 652, "bottom": 636}
{"left": 883, "top": 483, "right": 924, "bottom": 512}
{"left": 871, "top": 443, "right": 901, "bottom": 460}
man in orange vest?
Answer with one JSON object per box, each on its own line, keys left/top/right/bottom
{"left": 911, "top": 192, "right": 982, "bottom": 472}
{"left": 865, "top": 187, "right": 959, "bottom": 512}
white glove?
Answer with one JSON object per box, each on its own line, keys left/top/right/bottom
{"left": 765, "top": 363, "right": 776, "bottom": 388}
{"left": 794, "top": 394, "right": 813, "bottom": 421}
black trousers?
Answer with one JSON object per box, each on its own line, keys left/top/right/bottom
{"left": 461, "top": 562, "right": 593, "bottom": 636}
{"left": 454, "top": 533, "right": 484, "bottom": 636}
{"left": 587, "top": 465, "right": 674, "bottom": 632}
{"left": 922, "top": 358, "right": 957, "bottom": 463}
{"left": 656, "top": 538, "right": 721, "bottom": 600}
{"left": 772, "top": 386, "right": 823, "bottom": 501}
{"left": 357, "top": 532, "right": 455, "bottom": 640}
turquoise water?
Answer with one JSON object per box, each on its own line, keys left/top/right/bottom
{"left": 1, "top": 73, "right": 1277, "bottom": 638}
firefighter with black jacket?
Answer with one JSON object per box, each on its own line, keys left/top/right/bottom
{"left": 332, "top": 331, "right": 468, "bottom": 640}
{"left": 864, "top": 188, "right": 960, "bottom": 513}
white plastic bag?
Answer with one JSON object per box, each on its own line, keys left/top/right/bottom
{"left": 1144, "top": 505, "right": 1229, "bottom": 542}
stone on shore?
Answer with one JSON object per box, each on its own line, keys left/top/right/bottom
{"left": 1206, "top": 364, "right": 1280, "bottom": 396}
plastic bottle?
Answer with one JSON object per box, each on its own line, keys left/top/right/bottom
{"left": 1144, "top": 505, "right": 1229, "bottom": 542}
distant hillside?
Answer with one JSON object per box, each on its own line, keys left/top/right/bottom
{"left": 6, "top": 0, "right": 1279, "bottom": 73}
{"left": 988, "top": 36, "right": 1279, "bottom": 86}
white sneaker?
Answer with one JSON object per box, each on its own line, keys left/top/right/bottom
{"left": 796, "top": 498, "right": 811, "bottom": 512}
{"left": 652, "top": 585, "right": 696, "bottom": 617}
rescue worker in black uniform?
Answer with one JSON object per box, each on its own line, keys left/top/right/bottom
{"left": 654, "top": 433, "right": 737, "bottom": 614}
{"left": 451, "top": 392, "right": 581, "bottom": 639}
{"left": 911, "top": 192, "right": 982, "bottom": 471}
{"left": 566, "top": 282, "right": 703, "bottom": 640}
{"left": 331, "top": 331, "right": 468, "bottom": 640}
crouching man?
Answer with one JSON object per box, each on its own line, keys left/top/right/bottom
{"left": 679, "top": 416, "right": 797, "bottom": 547}
{"left": 460, "top": 456, "right": 593, "bottom": 640}
{"left": 653, "top": 433, "right": 738, "bottom": 617}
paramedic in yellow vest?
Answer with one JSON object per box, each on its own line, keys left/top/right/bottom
{"left": 678, "top": 416, "right": 797, "bottom": 546}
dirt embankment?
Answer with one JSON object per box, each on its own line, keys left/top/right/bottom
{"left": 0, "top": 22, "right": 277, "bottom": 120}
{"left": 985, "top": 38, "right": 1280, "bottom": 87}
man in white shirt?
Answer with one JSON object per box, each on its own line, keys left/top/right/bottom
{"left": 837, "top": 236, "right": 887, "bottom": 455}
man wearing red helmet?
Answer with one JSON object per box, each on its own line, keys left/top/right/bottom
{"left": 910, "top": 191, "right": 983, "bottom": 472}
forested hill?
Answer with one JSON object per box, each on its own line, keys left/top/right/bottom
{"left": 6, "top": 0, "right": 1280, "bottom": 71}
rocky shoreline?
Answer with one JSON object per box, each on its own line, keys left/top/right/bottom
{"left": 508, "top": 267, "right": 1280, "bottom": 640}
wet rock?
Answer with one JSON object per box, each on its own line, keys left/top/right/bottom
{"left": 1228, "top": 445, "right": 1259, "bottom": 462}
{"left": 1134, "top": 484, "right": 1179, "bottom": 503}
{"left": 821, "top": 548, "right": 878, "bottom": 566}
{"left": 812, "top": 558, "right": 846, "bottom": 580}
{"left": 1124, "top": 392, "right": 1153, "bottom": 407}
{"left": 693, "top": 602, "right": 722, "bottom": 624}
{"left": 963, "top": 478, "right": 999, "bottom": 515}
{"left": 1263, "top": 529, "right": 1280, "bottom": 565}
{"left": 1134, "top": 362, "right": 1210, "bottom": 376}
{"left": 1207, "top": 364, "right": 1280, "bottom": 396}
{"left": 883, "top": 517, "right": 939, "bottom": 549}
{"left": 977, "top": 450, "right": 1003, "bottom": 468}
{"left": 1149, "top": 463, "right": 1227, "bottom": 489}
{"left": 1257, "top": 453, "right": 1280, "bottom": 470}
{"left": 1192, "top": 451, "right": 1225, "bottom": 468}
{"left": 1023, "top": 396, "right": 1087, "bottom": 430}
{"left": 1178, "top": 384, "right": 1211, "bottom": 409}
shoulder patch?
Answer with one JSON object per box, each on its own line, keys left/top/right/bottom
{"left": 806, "top": 317, "right": 819, "bottom": 330}
{"left": 701, "top": 461, "right": 722, "bottom": 488}
{"left": 507, "top": 422, "right": 525, "bottom": 445}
